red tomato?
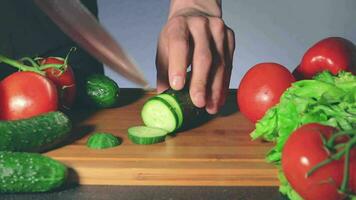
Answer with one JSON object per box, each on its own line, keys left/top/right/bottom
{"left": 237, "top": 63, "right": 295, "bottom": 123}
{"left": 0, "top": 72, "right": 58, "bottom": 120}
{"left": 295, "top": 37, "right": 356, "bottom": 79}
{"left": 40, "top": 57, "right": 76, "bottom": 109}
{"left": 282, "top": 123, "right": 356, "bottom": 200}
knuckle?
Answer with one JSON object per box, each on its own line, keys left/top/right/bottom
{"left": 192, "top": 78, "right": 208, "bottom": 90}
{"left": 210, "top": 18, "right": 225, "bottom": 32}
{"left": 190, "top": 16, "right": 209, "bottom": 26}
{"left": 165, "top": 16, "right": 186, "bottom": 35}
{"left": 196, "top": 50, "right": 212, "bottom": 66}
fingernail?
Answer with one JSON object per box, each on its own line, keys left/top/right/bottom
{"left": 193, "top": 92, "right": 205, "bottom": 107}
{"left": 171, "top": 76, "right": 184, "bottom": 90}
{"left": 206, "top": 100, "right": 218, "bottom": 114}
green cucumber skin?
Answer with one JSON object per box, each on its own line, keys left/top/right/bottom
{"left": 164, "top": 88, "right": 207, "bottom": 129}
{"left": 127, "top": 126, "right": 168, "bottom": 145}
{"left": 0, "top": 112, "right": 72, "bottom": 152}
{"left": 86, "top": 133, "right": 121, "bottom": 149}
{"left": 128, "top": 133, "right": 165, "bottom": 145}
{"left": 141, "top": 96, "right": 179, "bottom": 132}
{"left": 0, "top": 151, "right": 67, "bottom": 193}
{"left": 86, "top": 74, "right": 120, "bottom": 108}
{"left": 156, "top": 94, "right": 183, "bottom": 129}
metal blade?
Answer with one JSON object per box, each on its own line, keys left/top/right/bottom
{"left": 34, "top": 0, "right": 149, "bottom": 87}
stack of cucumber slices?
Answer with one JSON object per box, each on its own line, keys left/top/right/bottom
{"left": 128, "top": 89, "right": 204, "bottom": 145}
{"left": 128, "top": 93, "right": 184, "bottom": 145}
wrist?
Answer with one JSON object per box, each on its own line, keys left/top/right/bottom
{"left": 168, "top": 0, "right": 222, "bottom": 19}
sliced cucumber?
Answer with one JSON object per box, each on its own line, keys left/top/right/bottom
{"left": 128, "top": 126, "right": 168, "bottom": 145}
{"left": 141, "top": 97, "right": 178, "bottom": 132}
{"left": 164, "top": 88, "right": 206, "bottom": 125}
{"left": 157, "top": 94, "right": 183, "bottom": 129}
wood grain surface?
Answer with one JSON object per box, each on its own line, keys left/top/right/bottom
{"left": 45, "top": 89, "right": 278, "bottom": 186}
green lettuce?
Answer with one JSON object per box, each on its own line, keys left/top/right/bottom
{"left": 250, "top": 71, "right": 356, "bottom": 199}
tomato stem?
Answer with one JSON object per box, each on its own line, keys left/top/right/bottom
{"left": 0, "top": 55, "right": 45, "bottom": 75}
{"left": 339, "top": 136, "right": 356, "bottom": 194}
{"left": 63, "top": 47, "right": 76, "bottom": 68}
{"left": 39, "top": 64, "right": 66, "bottom": 70}
{"left": 19, "top": 57, "right": 41, "bottom": 70}
{"left": 327, "top": 130, "right": 356, "bottom": 149}
{"left": 306, "top": 149, "right": 346, "bottom": 177}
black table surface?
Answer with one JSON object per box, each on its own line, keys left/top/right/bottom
{"left": 2, "top": 186, "right": 286, "bottom": 200}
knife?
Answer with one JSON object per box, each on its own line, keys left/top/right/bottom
{"left": 34, "top": 0, "right": 149, "bottom": 88}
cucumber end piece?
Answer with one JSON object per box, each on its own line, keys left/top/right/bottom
{"left": 86, "top": 132, "right": 122, "bottom": 149}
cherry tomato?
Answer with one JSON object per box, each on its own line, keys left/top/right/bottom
{"left": 40, "top": 57, "right": 76, "bottom": 109}
{"left": 282, "top": 123, "right": 356, "bottom": 200}
{"left": 295, "top": 37, "right": 356, "bottom": 79}
{"left": 237, "top": 63, "right": 295, "bottom": 123}
{"left": 0, "top": 72, "right": 58, "bottom": 120}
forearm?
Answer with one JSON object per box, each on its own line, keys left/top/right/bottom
{"left": 168, "top": 0, "right": 222, "bottom": 18}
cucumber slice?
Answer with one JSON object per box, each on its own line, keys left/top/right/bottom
{"left": 157, "top": 94, "right": 183, "bottom": 129}
{"left": 128, "top": 126, "right": 168, "bottom": 145}
{"left": 141, "top": 97, "right": 178, "bottom": 132}
{"left": 86, "top": 132, "right": 122, "bottom": 149}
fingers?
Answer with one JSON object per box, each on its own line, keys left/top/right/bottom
{"left": 156, "top": 15, "right": 236, "bottom": 114}
{"left": 167, "top": 17, "right": 190, "bottom": 91}
{"left": 219, "top": 27, "right": 236, "bottom": 107}
{"left": 188, "top": 17, "right": 213, "bottom": 108}
{"left": 205, "top": 18, "right": 227, "bottom": 114}
{"left": 155, "top": 32, "right": 169, "bottom": 94}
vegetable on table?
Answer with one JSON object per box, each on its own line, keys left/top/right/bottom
{"left": 128, "top": 126, "right": 169, "bottom": 145}
{"left": 86, "top": 132, "right": 122, "bottom": 149}
{"left": 129, "top": 87, "right": 207, "bottom": 145}
{"left": 251, "top": 71, "right": 356, "bottom": 200}
{"left": 0, "top": 111, "right": 72, "bottom": 152}
{"left": 0, "top": 151, "right": 67, "bottom": 193}
{"left": 0, "top": 71, "right": 58, "bottom": 120}
{"left": 237, "top": 62, "right": 295, "bottom": 123}
{"left": 141, "top": 96, "right": 179, "bottom": 133}
{"left": 295, "top": 37, "right": 356, "bottom": 79}
{"left": 0, "top": 48, "right": 77, "bottom": 110}
{"left": 85, "top": 74, "right": 120, "bottom": 108}
{"left": 282, "top": 124, "right": 356, "bottom": 200}
{"left": 37, "top": 48, "right": 76, "bottom": 109}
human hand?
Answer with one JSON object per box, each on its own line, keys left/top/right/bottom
{"left": 156, "top": 0, "right": 235, "bottom": 114}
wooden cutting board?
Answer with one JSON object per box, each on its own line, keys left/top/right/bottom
{"left": 45, "top": 89, "right": 278, "bottom": 186}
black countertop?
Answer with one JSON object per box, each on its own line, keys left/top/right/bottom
{"left": 2, "top": 186, "right": 286, "bottom": 200}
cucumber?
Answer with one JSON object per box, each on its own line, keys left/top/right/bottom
{"left": 132, "top": 86, "right": 208, "bottom": 145}
{"left": 164, "top": 88, "right": 206, "bottom": 125}
{"left": 157, "top": 94, "right": 183, "bottom": 129}
{"left": 128, "top": 126, "right": 168, "bottom": 145}
{"left": 141, "top": 97, "right": 178, "bottom": 132}
{"left": 86, "top": 132, "right": 122, "bottom": 149}
{"left": 0, "top": 112, "right": 71, "bottom": 152}
{"left": 0, "top": 151, "right": 67, "bottom": 193}
{"left": 86, "top": 74, "right": 120, "bottom": 108}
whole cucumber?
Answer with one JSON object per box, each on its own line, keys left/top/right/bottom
{"left": 85, "top": 74, "right": 120, "bottom": 108}
{"left": 0, "top": 112, "right": 71, "bottom": 152}
{"left": 0, "top": 151, "right": 67, "bottom": 193}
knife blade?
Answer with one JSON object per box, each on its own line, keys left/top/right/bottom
{"left": 34, "top": 0, "right": 149, "bottom": 87}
